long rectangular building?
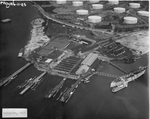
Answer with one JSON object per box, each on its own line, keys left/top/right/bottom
{"left": 53, "top": 56, "right": 81, "bottom": 73}
{"left": 81, "top": 53, "right": 98, "bottom": 67}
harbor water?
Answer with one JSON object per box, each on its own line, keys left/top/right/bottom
{"left": 0, "top": 2, "right": 149, "bottom": 119}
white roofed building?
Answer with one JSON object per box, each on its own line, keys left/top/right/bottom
{"left": 81, "top": 53, "right": 98, "bottom": 67}
{"left": 76, "top": 65, "right": 89, "bottom": 75}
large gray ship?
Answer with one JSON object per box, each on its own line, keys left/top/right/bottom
{"left": 110, "top": 66, "right": 147, "bottom": 92}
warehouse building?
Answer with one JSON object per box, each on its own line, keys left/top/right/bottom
{"left": 53, "top": 56, "right": 82, "bottom": 74}
{"left": 76, "top": 53, "right": 99, "bottom": 75}
{"left": 81, "top": 53, "right": 98, "bottom": 66}
{"left": 76, "top": 65, "right": 89, "bottom": 75}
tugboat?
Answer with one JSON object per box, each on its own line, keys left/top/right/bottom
{"left": 110, "top": 66, "right": 147, "bottom": 92}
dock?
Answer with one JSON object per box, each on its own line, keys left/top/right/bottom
{"left": 59, "top": 77, "right": 82, "bottom": 103}
{"left": 109, "top": 62, "right": 128, "bottom": 74}
{"left": 19, "top": 85, "right": 31, "bottom": 95}
{"left": 96, "top": 72, "right": 120, "bottom": 78}
{"left": 19, "top": 72, "right": 46, "bottom": 95}
{"left": 45, "top": 77, "right": 67, "bottom": 98}
{"left": 0, "top": 63, "right": 31, "bottom": 87}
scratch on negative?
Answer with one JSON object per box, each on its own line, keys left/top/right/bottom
{"left": 95, "top": 102, "right": 104, "bottom": 115}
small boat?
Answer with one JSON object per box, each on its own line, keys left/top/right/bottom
{"left": 18, "top": 48, "right": 24, "bottom": 58}
{"left": 110, "top": 66, "right": 147, "bottom": 92}
{"left": 83, "top": 80, "right": 90, "bottom": 84}
{"left": 1, "top": 18, "right": 11, "bottom": 23}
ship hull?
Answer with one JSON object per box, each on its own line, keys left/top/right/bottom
{"left": 112, "top": 84, "right": 126, "bottom": 92}
{"left": 110, "top": 68, "right": 146, "bottom": 93}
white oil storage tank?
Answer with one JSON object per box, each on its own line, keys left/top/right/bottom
{"left": 108, "top": 0, "right": 119, "bottom": 5}
{"left": 114, "top": 7, "right": 125, "bottom": 13}
{"left": 92, "top": 4, "right": 103, "bottom": 9}
{"left": 129, "top": 3, "right": 140, "bottom": 8}
{"left": 72, "top": 1, "right": 83, "bottom": 7}
{"left": 76, "top": 9, "right": 89, "bottom": 15}
{"left": 89, "top": 0, "right": 100, "bottom": 3}
{"left": 138, "top": 11, "right": 149, "bottom": 17}
{"left": 124, "top": 16, "right": 138, "bottom": 24}
{"left": 88, "top": 16, "right": 102, "bottom": 23}
{"left": 56, "top": 0, "right": 66, "bottom": 4}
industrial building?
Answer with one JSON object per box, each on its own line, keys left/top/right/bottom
{"left": 53, "top": 56, "right": 82, "bottom": 74}
{"left": 76, "top": 65, "right": 89, "bottom": 75}
{"left": 76, "top": 53, "right": 98, "bottom": 74}
{"left": 81, "top": 53, "right": 98, "bottom": 66}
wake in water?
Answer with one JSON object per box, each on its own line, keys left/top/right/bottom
{"left": 116, "top": 96, "right": 139, "bottom": 119}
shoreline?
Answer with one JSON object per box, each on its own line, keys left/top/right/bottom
{"left": 0, "top": 3, "right": 148, "bottom": 119}
{"left": 33, "top": 2, "right": 149, "bottom": 55}
{"left": 23, "top": 17, "right": 51, "bottom": 61}
{"left": 22, "top": 2, "right": 149, "bottom": 74}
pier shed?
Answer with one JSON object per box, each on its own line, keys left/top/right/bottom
{"left": 76, "top": 65, "right": 89, "bottom": 75}
{"left": 81, "top": 53, "right": 98, "bottom": 67}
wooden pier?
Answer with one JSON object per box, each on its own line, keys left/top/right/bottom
{"left": 0, "top": 63, "right": 31, "bottom": 87}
